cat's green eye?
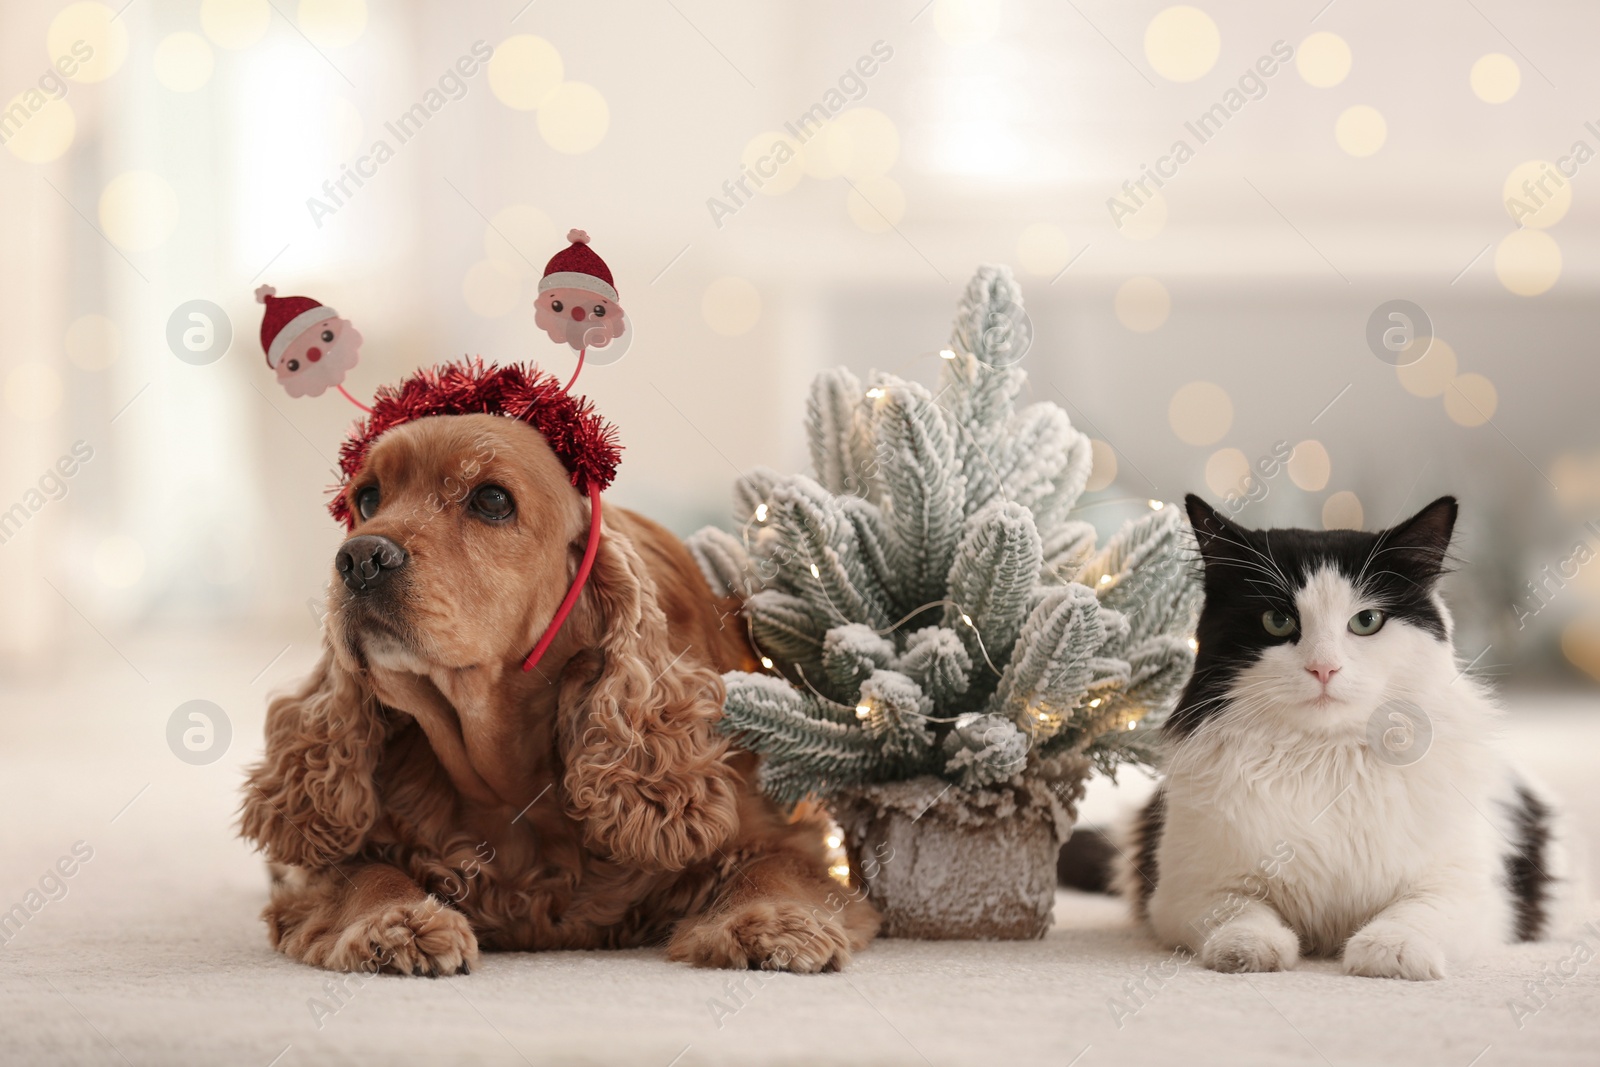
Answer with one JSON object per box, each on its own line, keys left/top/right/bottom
{"left": 1349, "top": 609, "right": 1386, "bottom": 636}
{"left": 1262, "top": 609, "right": 1297, "bottom": 638}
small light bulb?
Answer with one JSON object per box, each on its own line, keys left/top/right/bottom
{"left": 1098, "top": 574, "right": 1112, "bottom": 586}
{"left": 1126, "top": 719, "right": 1138, "bottom": 730}
{"left": 961, "top": 613, "right": 973, "bottom": 626}
{"left": 855, "top": 703, "right": 871, "bottom": 719}
{"left": 1148, "top": 499, "right": 1165, "bottom": 510}
{"left": 828, "top": 862, "right": 851, "bottom": 882}
{"left": 825, "top": 833, "right": 842, "bottom": 849}
{"left": 938, "top": 348, "right": 956, "bottom": 360}
{"left": 809, "top": 563, "right": 821, "bottom": 578}
{"left": 760, "top": 656, "right": 774, "bottom": 669}
{"left": 754, "top": 503, "right": 768, "bottom": 522}
{"left": 866, "top": 387, "right": 885, "bottom": 399}
{"left": 1187, "top": 637, "right": 1199, "bottom": 652}
{"left": 1088, "top": 698, "right": 1103, "bottom": 709}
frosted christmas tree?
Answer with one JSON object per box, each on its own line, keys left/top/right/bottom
{"left": 688, "top": 265, "right": 1200, "bottom": 938}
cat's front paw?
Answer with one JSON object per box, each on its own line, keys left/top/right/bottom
{"left": 1343, "top": 922, "right": 1446, "bottom": 981}
{"left": 1200, "top": 920, "right": 1299, "bottom": 974}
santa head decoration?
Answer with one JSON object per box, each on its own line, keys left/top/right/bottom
{"left": 534, "top": 229, "right": 629, "bottom": 354}
{"left": 255, "top": 284, "right": 364, "bottom": 398}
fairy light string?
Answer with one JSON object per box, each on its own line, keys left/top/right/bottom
{"left": 735, "top": 368, "right": 1180, "bottom": 746}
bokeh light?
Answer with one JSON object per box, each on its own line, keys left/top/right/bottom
{"left": 1085, "top": 439, "right": 1118, "bottom": 492}
{"left": 1495, "top": 229, "right": 1562, "bottom": 296}
{"left": 823, "top": 108, "right": 899, "bottom": 180}
{"left": 298, "top": 0, "right": 367, "bottom": 49}
{"left": 1144, "top": 7, "right": 1220, "bottom": 83}
{"left": 1444, "top": 372, "right": 1499, "bottom": 427}
{"left": 1168, "top": 381, "right": 1233, "bottom": 446}
{"left": 1, "top": 94, "right": 75, "bottom": 163}
{"left": 488, "top": 35, "right": 564, "bottom": 111}
{"left": 1296, "top": 32, "right": 1351, "bottom": 88}
{"left": 1335, "top": 105, "right": 1387, "bottom": 157}
{"left": 1561, "top": 617, "right": 1600, "bottom": 682}
{"left": 48, "top": 2, "right": 128, "bottom": 83}
{"left": 1397, "top": 337, "right": 1457, "bottom": 398}
{"left": 202, "top": 0, "right": 270, "bottom": 50}
{"left": 98, "top": 172, "right": 180, "bottom": 251}
{"left": 742, "top": 131, "right": 804, "bottom": 196}
{"left": 1470, "top": 53, "right": 1520, "bottom": 103}
{"left": 1322, "top": 490, "right": 1364, "bottom": 530}
{"left": 1502, "top": 161, "right": 1570, "bottom": 229}
{"left": 1286, "top": 439, "right": 1331, "bottom": 491}
{"left": 1204, "top": 448, "right": 1250, "bottom": 498}
{"left": 538, "top": 82, "right": 609, "bottom": 154}
{"left": 1114, "top": 276, "right": 1171, "bottom": 333}
{"left": 932, "top": 0, "right": 1001, "bottom": 46}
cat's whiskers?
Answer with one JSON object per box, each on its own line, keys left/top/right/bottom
{"left": 1208, "top": 530, "right": 1294, "bottom": 593}
{"left": 1258, "top": 530, "right": 1295, "bottom": 595}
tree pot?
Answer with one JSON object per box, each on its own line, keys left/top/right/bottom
{"left": 832, "top": 761, "right": 1087, "bottom": 940}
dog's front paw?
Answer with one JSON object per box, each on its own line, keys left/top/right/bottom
{"left": 669, "top": 900, "right": 854, "bottom": 974}
{"left": 323, "top": 898, "right": 480, "bottom": 977}
{"left": 1343, "top": 922, "right": 1446, "bottom": 980}
{"left": 1200, "top": 920, "right": 1299, "bottom": 974}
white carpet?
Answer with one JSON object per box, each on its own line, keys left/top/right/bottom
{"left": 2, "top": 631, "right": 1597, "bottom": 1066}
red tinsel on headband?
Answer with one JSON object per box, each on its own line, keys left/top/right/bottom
{"left": 328, "top": 358, "right": 622, "bottom": 527}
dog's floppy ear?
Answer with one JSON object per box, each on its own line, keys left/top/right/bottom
{"left": 239, "top": 648, "right": 384, "bottom": 868}
{"left": 557, "top": 520, "right": 742, "bottom": 872}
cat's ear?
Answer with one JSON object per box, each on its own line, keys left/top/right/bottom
{"left": 1380, "top": 495, "right": 1458, "bottom": 580}
{"left": 1185, "top": 493, "right": 1247, "bottom": 563}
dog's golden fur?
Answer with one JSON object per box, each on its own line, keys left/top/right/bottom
{"left": 240, "top": 413, "right": 878, "bottom": 974}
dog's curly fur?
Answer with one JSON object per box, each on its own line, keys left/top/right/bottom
{"left": 240, "top": 413, "right": 878, "bottom": 975}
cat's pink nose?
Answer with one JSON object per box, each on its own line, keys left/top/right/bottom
{"left": 1307, "top": 664, "right": 1340, "bottom": 685}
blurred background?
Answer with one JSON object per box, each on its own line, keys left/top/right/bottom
{"left": 2, "top": 0, "right": 1599, "bottom": 687}
{"left": 4, "top": 3, "right": 1600, "bottom": 1061}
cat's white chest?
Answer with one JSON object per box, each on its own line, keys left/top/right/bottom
{"left": 1156, "top": 716, "right": 1505, "bottom": 954}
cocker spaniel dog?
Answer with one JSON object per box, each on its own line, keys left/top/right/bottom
{"left": 239, "top": 363, "right": 878, "bottom": 975}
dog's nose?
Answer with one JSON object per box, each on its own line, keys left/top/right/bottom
{"left": 336, "top": 535, "right": 407, "bottom": 593}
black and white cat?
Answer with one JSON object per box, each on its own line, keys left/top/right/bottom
{"left": 1115, "top": 494, "right": 1574, "bottom": 980}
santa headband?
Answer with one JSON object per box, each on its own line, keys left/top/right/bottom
{"left": 538, "top": 229, "right": 619, "bottom": 303}
{"left": 255, "top": 284, "right": 339, "bottom": 369}
{"left": 330, "top": 359, "right": 622, "bottom": 673}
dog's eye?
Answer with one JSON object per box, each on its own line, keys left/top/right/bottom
{"left": 550, "top": 299, "right": 563, "bottom": 313}
{"left": 470, "top": 484, "right": 514, "bottom": 521}
{"left": 321, "top": 329, "right": 335, "bottom": 343}
{"left": 354, "top": 485, "right": 380, "bottom": 521}
{"left": 593, "top": 304, "right": 606, "bottom": 317}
